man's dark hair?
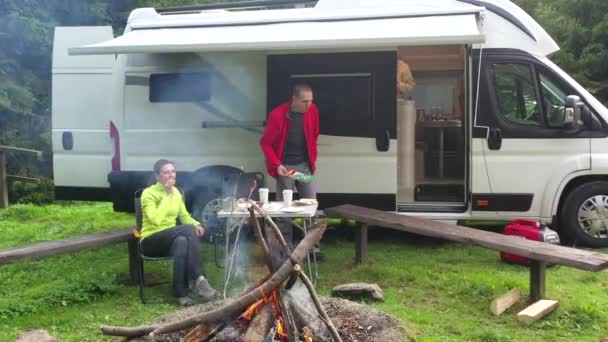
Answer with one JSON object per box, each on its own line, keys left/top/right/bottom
{"left": 153, "top": 159, "right": 175, "bottom": 175}
{"left": 291, "top": 82, "right": 312, "bottom": 97}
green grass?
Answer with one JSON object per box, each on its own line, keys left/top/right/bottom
{"left": 1, "top": 203, "right": 607, "bottom": 341}
{"left": 0, "top": 202, "right": 134, "bottom": 249}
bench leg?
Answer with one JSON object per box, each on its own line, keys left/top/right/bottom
{"left": 355, "top": 223, "right": 368, "bottom": 264}
{"left": 530, "top": 260, "right": 546, "bottom": 302}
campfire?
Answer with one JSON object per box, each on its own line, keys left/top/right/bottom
{"left": 101, "top": 205, "right": 341, "bottom": 341}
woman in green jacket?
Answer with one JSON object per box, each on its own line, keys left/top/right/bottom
{"left": 140, "top": 159, "right": 219, "bottom": 306}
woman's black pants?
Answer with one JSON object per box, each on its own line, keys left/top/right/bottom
{"left": 140, "top": 225, "right": 203, "bottom": 297}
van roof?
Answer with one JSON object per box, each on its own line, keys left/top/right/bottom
{"left": 69, "top": 0, "right": 558, "bottom": 57}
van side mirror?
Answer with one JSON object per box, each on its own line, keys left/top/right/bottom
{"left": 563, "top": 95, "right": 586, "bottom": 131}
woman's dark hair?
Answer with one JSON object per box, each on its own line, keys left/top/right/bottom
{"left": 149, "top": 159, "right": 175, "bottom": 185}
{"left": 153, "top": 159, "right": 175, "bottom": 175}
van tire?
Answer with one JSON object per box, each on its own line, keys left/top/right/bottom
{"left": 559, "top": 181, "right": 608, "bottom": 248}
{"left": 187, "top": 165, "right": 242, "bottom": 226}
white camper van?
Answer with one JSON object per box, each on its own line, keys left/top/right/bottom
{"left": 52, "top": 0, "right": 608, "bottom": 247}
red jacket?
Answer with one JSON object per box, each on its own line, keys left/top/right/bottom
{"left": 260, "top": 101, "right": 319, "bottom": 178}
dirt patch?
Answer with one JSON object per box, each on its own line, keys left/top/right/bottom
{"left": 127, "top": 297, "right": 407, "bottom": 342}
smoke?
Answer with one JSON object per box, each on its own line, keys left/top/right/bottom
{"left": 134, "top": 51, "right": 266, "bottom": 170}
{"left": 137, "top": 52, "right": 268, "bottom": 210}
{"left": 222, "top": 220, "right": 262, "bottom": 298}
{"left": 286, "top": 279, "right": 330, "bottom": 338}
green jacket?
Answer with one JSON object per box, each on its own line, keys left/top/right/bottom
{"left": 140, "top": 182, "right": 199, "bottom": 240}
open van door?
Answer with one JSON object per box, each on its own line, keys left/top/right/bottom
{"left": 52, "top": 27, "right": 116, "bottom": 200}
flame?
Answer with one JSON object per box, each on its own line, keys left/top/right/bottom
{"left": 276, "top": 319, "right": 284, "bottom": 336}
{"left": 240, "top": 298, "right": 265, "bottom": 321}
{"left": 237, "top": 289, "right": 305, "bottom": 342}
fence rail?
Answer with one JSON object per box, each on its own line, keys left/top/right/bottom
{"left": 0, "top": 145, "right": 42, "bottom": 208}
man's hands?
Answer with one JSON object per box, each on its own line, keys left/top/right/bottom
{"left": 277, "top": 164, "right": 289, "bottom": 177}
{"left": 195, "top": 224, "right": 205, "bottom": 237}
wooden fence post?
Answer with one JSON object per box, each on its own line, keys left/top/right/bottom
{"left": 0, "top": 151, "right": 8, "bottom": 208}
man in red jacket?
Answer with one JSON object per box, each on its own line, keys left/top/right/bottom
{"left": 260, "top": 82, "right": 319, "bottom": 251}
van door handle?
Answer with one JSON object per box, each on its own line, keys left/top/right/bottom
{"left": 488, "top": 128, "right": 502, "bottom": 150}
{"left": 376, "top": 129, "right": 390, "bottom": 152}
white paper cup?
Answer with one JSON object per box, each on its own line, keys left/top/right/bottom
{"left": 282, "top": 189, "right": 293, "bottom": 207}
{"left": 258, "top": 188, "right": 269, "bottom": 205}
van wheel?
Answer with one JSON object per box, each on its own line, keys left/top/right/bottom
{"left": 559, "top": 181, "right": 608, "bottom": 248}
{"left": 187, "top": 165, "right": 243, "bottom": 223}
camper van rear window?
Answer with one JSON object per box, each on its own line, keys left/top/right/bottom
{"left": 149, "top": 72, "right": 211, "bottom": 103}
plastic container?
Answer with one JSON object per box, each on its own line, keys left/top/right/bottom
{"left": 287, "top": 169, "right": 314, "bottom": 183}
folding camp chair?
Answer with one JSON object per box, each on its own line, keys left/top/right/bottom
{"left": 133, "top": 189, "right": 175, "bottom": 304}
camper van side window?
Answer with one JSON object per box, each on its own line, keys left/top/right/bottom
{"left": 149, "top": 72, "right": 211, "bottom": 103}
{"left": 538, "top": 72, "right": 568, "bottom": 126}
{"left": 492, "top": 64, "right": 542, "bottom": 127}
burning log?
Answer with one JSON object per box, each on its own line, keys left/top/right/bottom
{"left": 253, "top": 207, "right": 342, "bottom": 342}
{"left": 100, "top": 222, "right": 327, "bottom": 338}
{"left": 243, "top": 304, "right": 274, "bottom": 341}
{"left": 278, "top": 289, "right": 299, "bottom": 341}
{"left": 182, "top": 322, "right": 225, "bottom": 342}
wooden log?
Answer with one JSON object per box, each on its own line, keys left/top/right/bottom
{"left": 0, "top": 228, "right": 134, "bottom": 265}
{"left": 183, "top": 322, "right": 225, "bottom": 342}
{"left": 243, "top": 304, "right": 274, "bottom": 342}
{"left": 100, "top": 222, "right": 327, "bottom": 338}
{"left": 253, "top": 206, "right": 293, "bottom": 257}
{"left": 288, "top": 299, "right": 328, "bottom": 339}
{"left": 517, "top": 300, "right": 559, "bottom": 324}
{"left": 0, "top": 151, "right": 7, "bottom": 208}
{"left": 298, "top": 268, "right": 343, "bottom": 342}
{"left": 249, "top": 207, "right": 273, "bottom": 271}
{"left": 490, "top": 288, "right": 521, "bottom": 316}
{"left": 278, "top": 289, "right": 299, "bottom": 342}
{"left": 253, "top": 213, "right": 341, "bottom": 342}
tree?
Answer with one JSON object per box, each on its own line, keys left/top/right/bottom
{"left": 513, "top": 0, "right": 608, "bottom": 103}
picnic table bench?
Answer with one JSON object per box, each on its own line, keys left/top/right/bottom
{"left": 324, "top": 204, "right": 608, "bottom": 302}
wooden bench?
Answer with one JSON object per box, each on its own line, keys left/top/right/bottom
{"left": 324, "top": 204, "right": 608, "bottom": 302}
{"left": 0, "top": 227, "right": 141, "bottom": 282}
